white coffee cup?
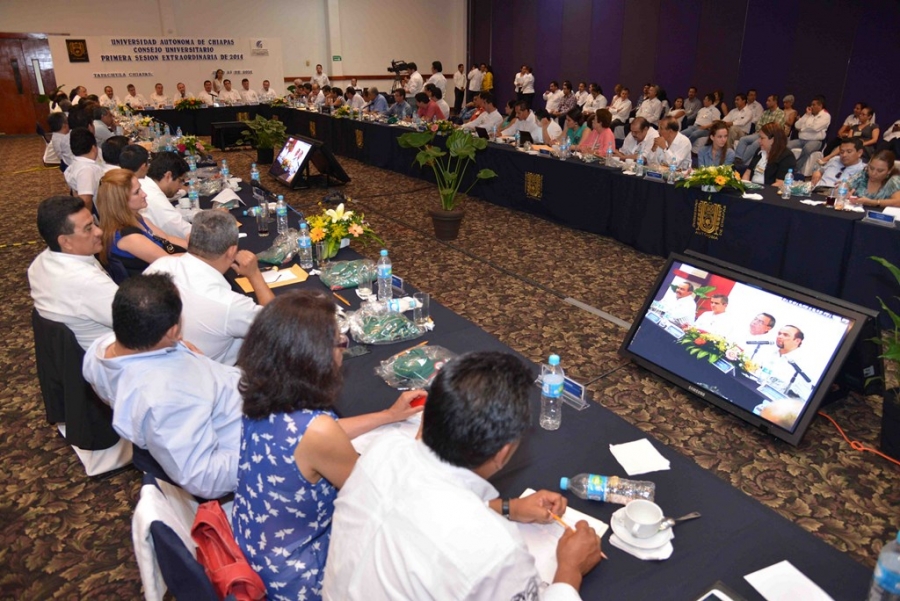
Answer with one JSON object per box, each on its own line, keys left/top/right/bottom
{"left": 622, "top": 499, "right": 664, "bottom": 539}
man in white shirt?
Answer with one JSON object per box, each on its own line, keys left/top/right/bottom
{"left": 49, "top": 113, "right": 73, "bottom": 169}
{"left": 239, "top": 78, "right": 259, "bottom": 104}
{"left": 461, "top": 91, "right": 503, "bottom": 133}
{"left": 406, "top": 61, "right": 425, "bottom": 97}
{"left": 426, "top": 60, "right": 447, "bottom": 97}
{"left": 83, "top": 274, "right": 243, "bottom": 500}
{"left": 140, "top": 151, "right": 192, "bottom": 240}
{"left": 149, "top": 83, "right": 169, "bottom": 108}
{"left": 259, "top": 79, "right": 277, "bottom": 102}
{"left": 583, "top": 83, "right": 608, "bottom": 113}
{"left": 616, "top": 117, "right": 659, "bottom": 161}
{"left": 693, "top": 294, "right": 737, "bottom": 341}
{"left": 574, "top": 82, "right": 590, "bottom": 106}
{"left": 742, "top": 313, "right": 776, "bottom": 361}
{"left": 29, "top": 196, "right": 117, "bottom": 351}
{"left": 64, "top": 128, "right": 103, "bottom": 213}
{"left": 756, "top": 325, "right": 814, "bottom": 403}
{"left": 884, "top": 119, "right": 900, "bottom": 155}
{"left": 99, "top": 86, "right": 120, "bottom": 109}
{"left": 174, "top": 82, "right": 192, "bottom": 102}
{"left": 348, "top": 86, "right": 366, "bottom": 110}
{"left": 453, "top": 63, "right": 466, "bottom": 115}
{"left": 724, "top": 94, "right": 754, "bottom": 147}
{"left": 311, "top": 64, "right": 330, "bottom": 88}
{"left": 635, "top": 84, "right": 663, "bottom": 125}
{"left": 683, "top": 87, "right": 701, "bottom": 124}
{"left": 145, "top": 211, "right": 272, "bottom": 365}
{"left": 661, "top": 281, "right": 696, "bottom": 326}
{"left": 323, "top": 352, "right": 603, "bottom": 601}
{"left": 746, "top": 89, "right": 764, "bottom": 125}
{"left": 682, "top": 93, "right": 722, "bottom": 142}
{"left": 648, "top": 118, "right": 692, "bottom": 168}
{"left": 466, "top": 64, "right": 483, "bottom": 104}
{"left": 123, "top": 84, "right": 146, "bottom": 109}
{"left": 309, "top": 83, "right": 326, "bottom": 108}
{"left": 92, "top": 107, "right": 116, "bottom": 146}
{"left": 218, "top": 79, "right": 242, "bottom": 104}
{"left": 534, "top": 109, "right": 563, "bottom": 144}
{"left": 197, "top": 80, "right": 217, "bottom": 105}
{"left": 788, "top": 95, "right": 832, "bottom": 167}
{"left": 609, "top": 87, "right": 633, "bottom": 129}
{"left": 543, "top": 80, "right": 563, "bottom": 114}
{"left": 501, "top": 101, "right": 538, "bottom": 137}
{"left": 810, "top": 138, "right": 866, "bottom": 191}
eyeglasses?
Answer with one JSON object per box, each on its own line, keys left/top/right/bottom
{"left": 334, "top": 334, "right": 349, "bottom": 349}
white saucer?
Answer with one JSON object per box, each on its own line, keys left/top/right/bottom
{"left": 609, "top": 507, "right": 674, "bottom": 549}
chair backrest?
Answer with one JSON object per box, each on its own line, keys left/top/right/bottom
{"left": 105, "top": 254, "right": 130, "bottom": 285}
{"left": 31, "top": 309, "right": 120, "bottom": 450}
{"left": 133, "top": 473, "right": 218, "bottom": 601}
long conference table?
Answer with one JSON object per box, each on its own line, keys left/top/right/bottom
{"left": 212, "top": 189, "right": 871, "bottom": 600}
{"left": 155, "top": 104, "right": 900, "bottom": 329}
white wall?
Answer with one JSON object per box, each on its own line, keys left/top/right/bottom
{"left": 2, "top": 0, "right": 466, "bottom": 90}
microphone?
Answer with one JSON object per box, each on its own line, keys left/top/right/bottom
{"left": 786, "top": 359, "right": 811, "bottom": 383}
{"left": 745, "top": 340, "right": 772, "bottom": 346}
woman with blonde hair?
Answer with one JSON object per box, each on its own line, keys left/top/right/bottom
{"left": 96, "top": 168, "right": 186, "bottom": 278}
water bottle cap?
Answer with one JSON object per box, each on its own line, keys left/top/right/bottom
{"left": 560, "top": 477, "right": 569, "bottom": 490}
{"left": 278, "top": 195, "right": 284, "bottom": 201}
{"left": 548, "top": 354, "right": 560, "bottom": 366}
{"left": 380, "top": 249, "right": 388, "bottom": 256}
{"left": 300, "top": 223, "right": 308, "bottom": 230}
{"left": 251, "top": 163, "right": 256, "bottom": 168}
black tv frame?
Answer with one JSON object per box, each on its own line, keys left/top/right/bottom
{"left": 618, "top": 251, "right": 882, "bottom": 445}
{"left": 268, "top": 135, "right": 350, "bottom": 190}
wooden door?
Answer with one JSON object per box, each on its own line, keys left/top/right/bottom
{"left": 0, "top": 34, "right": 55, "bottom": 135}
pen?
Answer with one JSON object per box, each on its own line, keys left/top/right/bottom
{"left": 549, "top": 511, "right": 609, "bottom": 560}
{"left": 399, "top": 340, "right": 428, "bottom": 354}
{"left": 333, "top": 292, "right": 351, "bottom": 306}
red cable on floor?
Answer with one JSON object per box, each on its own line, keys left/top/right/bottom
{"left": 818, "top": 411, "right": 900, "bottom": 467}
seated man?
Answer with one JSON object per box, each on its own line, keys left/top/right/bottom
{"left": 29, "top": 196, "right": 117, "bottom": 351}
{"left": 583, "top": 83, "right": 607, "bottom": 112}
{"left": 756, "top": 325, "right": 813, "bottom": 401}
{"left": 501, "top": 100, "right": 538, "bottom": 137}
{"left": 387, "top": 89, "right": 415, "bottom": 119}
{"left": 323, "top": 351, "right": 603, "bottom": 600}
{"left": 92, "top": 106, "right": 116, "bottom": 146}
{"left": 723, "top": 94, "right": 753, "bottom": 148}
{"left": 693, "top": 294, "right": 736, "bottom": 340}
{"left": 197, "top": 80, "right": 217, "bottom": 105}
{"left": 809, "top": 138, "right": 866, "bottom": 192}
{"left": 239, "top": 78, "right": 259, "bottom": 104}
{"left": 615, "top": 117, "right": 659, "bottom": 162}
{"left": 83, "top": 273, "right": 242, "bottom": 499}
{"left": 662, "top": 281, "right": 696, "bottom": 326}
{"left": 174, "top": 82, "right": 192, "bottom": 101}
{"left": 99, "top": 86, "right": 120, "bottom": 109}
{"left": 118, "top": 143, "right": 150, "bottom": 180}
{"left": 682, "top": 93, "right": 721, "bottom": 143}
{"left": 123, "top": 84, "right": 146, "bottom": 109}
{"left": 647, "top": 117, "right": 692, "bottom": 167}
{"left": 364, "top": 86, "right": 388, "bottom": 115}
{"left": 426, "top": 85, "right": 451, "bottom": 123}
{"left": 743, "top": 313, "right": 776, "bottom": 360}
{"left": 258, "top": 79, "right": 277, "bottom": 102}
{"left": 634, "top": 84, "right": 663, "bottom": 125}
{"left": 461, "top": 91, "right": 503, "bottom": 133}
{"left": 534, "top": 108, "right": 563, "bottom": 144}
{"left": 608, "top": 87, "right": 633, "bottom": 130}
{"left": 788, "top": 96, "right": 831, "bottom": 167}
{"left": 734, "top": 94, "right": 785, "bottom": 164}
{"left": 140, "top": 151, "right": 192, "bottom": 239}
{"left": 49, "top": 112, "right": 73, "bottom": 171}
{"left": 145, "top": 211, "right": 273, "bottom": 365}
{"left": 64, "top": 128, "right": 103, "bottom": 213}
{"left": 551, "top": 81, "right": 578, "bottom": 120}
{"left": 100, "top": 135, "right": 130, "bottom": 173}
{"left": 415, "top": 92, "right": 444, "bottom": 121}
{"left": 218, "top": 79, "right": 242, "bottom": 104}
{"left": 149, "top": 83, "right": 169, "bottom": 108}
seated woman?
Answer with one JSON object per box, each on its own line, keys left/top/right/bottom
{"left": 819, "top": 106, "right": 880, "bottom": 163}
{"left": 743, "top": 122, "right": 796, "bottom": 187}
{"left": 666, "top": 97, "right": 686, "bottom": 129}
{"left": 577, "top": 108, "right": 615, "bottom": 155}
{"left": 325, "top": 88, "right": 344, "bottom": 110}
{"left": 560, "top": 107, "right": 587, "bottom": 145}
{"left": 500, "top": 100, "right": 517, "bottom": 130}
{"left": 847, "top": 150, "right": 900, "bottom": 210}
{"left": 782, "top": 94, "right": 798, "bottom": 136}
{"left": 96, "top": 168, "right": 187, "bottom": 279}
{"left": 233, "top": 291, "right": 423, "bottom": 600}
{"left": 714, "top": 89, "right": 729, "bottom": 122}
{"left": 698, "top": 121, "right": 735, "bottom": 167}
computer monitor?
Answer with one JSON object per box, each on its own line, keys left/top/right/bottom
{"left": 269, "top": 136, "right": 315, "bottom": 187}
{"left": 618, "top": 252, "right": 881, "bottom": 445}
{"left": 269, "top": 136, "right": 350, "bottom": 189}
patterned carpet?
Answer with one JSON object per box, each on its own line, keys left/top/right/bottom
{"left": 0, "top": 135, "right": 897, "bottom": 599}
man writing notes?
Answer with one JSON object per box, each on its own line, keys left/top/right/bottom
{"left": 323, "top": 352, "right": 604, "bottom": 600}
{"left": 615, "top": 117, "right": 659, "bottom": 162}
{"left": 647, "top": 118, "right": 692, "bottom": 168}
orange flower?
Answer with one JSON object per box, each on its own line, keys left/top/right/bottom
{"left": 309, "top": 226, "right": 326, "bottom": 243}
{"left": 348, "top": 223, "right": 364, "bottom": 237}
{"left": 714, "top": 175, "right": 727, "bottom": 186}
{"left": 695, "top": 337, "right": 707, "bottom": 345}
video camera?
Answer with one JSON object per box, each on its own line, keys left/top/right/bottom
{"left": 387, "top": 60, "right": 410, "bottom": 76}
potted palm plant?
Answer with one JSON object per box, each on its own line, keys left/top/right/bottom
{"left": 872, "top": 257, "right": 900, "bottom": 459}
{"left": 237, "top": 115, "right": 287, "bottom": 164}
{"left": 398, "top": 126, "right": 497, "bottom": 240}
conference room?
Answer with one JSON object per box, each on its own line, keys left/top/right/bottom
{"left": 2, "top": 0, "right": 900, "bottom": 599}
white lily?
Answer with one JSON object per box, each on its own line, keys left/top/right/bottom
{"left": 325, "top": 203, "right": 354, "bottom": 223}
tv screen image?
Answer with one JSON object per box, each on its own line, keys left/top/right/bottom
{"left": 270, "top": 137, "right": 314, "bottom": 185}
{"left": 620, "top": 253, "right": 876, "bottom": 445}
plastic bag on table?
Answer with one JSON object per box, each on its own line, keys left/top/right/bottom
{"left": 375, "top": 345, "right": 456, "bottom": 389}
{"left": 320, "top": 260, "right": 367, "bottom": 290}
{"left": 256, "top": 230, "right": 299, "bottom": 265}
{"left": 348, "top": 301, "right": 423, "bottom": 345}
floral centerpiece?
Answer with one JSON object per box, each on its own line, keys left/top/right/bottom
{"left": 677, "top": 164, "right": 746, "bottom": 194}
{"left": 333, "top": 105, "right": 351, "bottom": 118}
{"left": 431, "top": 120, "right": 455, "bottom": 135}
{"left": 134, "top": 115, "right": 156, "bottom": 128}
{"left": 306, "top": 202, "right": 383, "bottom": 260}
{"left": 269, "top": 97, "right": 287, "bottom": 107}
{"left": 175, "top": 97, "right": 205, "bottom": 110}
{"left": 116, "top": 104, "right": 133, "bottom": 116}
{"left": 176, "top": 135, "right": 206, "bottom": 156}
{"left": 678, "top": 326, "right": 760, "bottom": 373}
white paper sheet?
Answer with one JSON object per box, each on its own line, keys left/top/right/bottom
{"left": 744, "top": 560, "right": 834, "bottom": 601}
{"left": 608, "top": 438, "right": 671, "bottom": 475}
{"left": 263, "top": 269, "right": 300, "bottom": 285}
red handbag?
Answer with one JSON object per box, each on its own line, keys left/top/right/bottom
{"left": 191, "top": 501, "right": 267, "bottom": 601}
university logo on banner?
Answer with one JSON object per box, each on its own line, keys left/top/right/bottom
{"left": 525, "top": 172, "right": 543, "bottom": 200}
{"left": 66, "top": 39, "right": 90, "bottom": 63}
{"left": 250, "top": 39, "right": 269, "bottom": 56}
{"left": 693, "top": 199, "right": 726, "bottom": 239}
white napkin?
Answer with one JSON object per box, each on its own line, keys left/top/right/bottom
{"left": 799, "top": 199, "right": 825, "bottom": 206}
{"left": 744, "top": 560, "right": 834, "bottom": 601}
{"left": 845, "top": 203, "right": 866, "bottom": 212}
{"left": 263, "top": 269, "right": 299, "bottom": 284}
{"left": 742, "top": 193, "right": 763, "bottom": 200}
{"left": 609, "top": 438, "right": 671, "bottom": 475}
{"left": 211, "top": 187, "right": 242, "bottom": 206}
{"left": 609, "top": 534, "right": 673, "bottom": 560}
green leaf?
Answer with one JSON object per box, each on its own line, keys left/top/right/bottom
{"left": 877, "top": 297, "right": 900, "bottom": 331}
{"left": 697, "top": 351, "right": 708, "bottom": 359}
{"left": 708, "top": 354, "right": 717, "bottom": 363}
{"left": 476, "top": 168, "right": 498, "bottom": 180}
{"left": 694, "top": 286, "right": 717, "bottom": 297}
{"left": 872, "top": 257, "right": 900, "bottom": 287}
{"left": 398, "top": 131, "right": 435, "bottom": 149}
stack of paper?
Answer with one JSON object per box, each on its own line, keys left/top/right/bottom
{"left": 609, "top": 439, "right": 671, "bottom": 475}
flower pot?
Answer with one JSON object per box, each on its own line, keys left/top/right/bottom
{"left": 429, "top": 208, "right": 464, "bottom": 241}
{"left": 701, "top": 185, "right": 723, "bottom": 193}
{"left": 881, "top": 387, "right": 900, "bottom": 461}
{"left": 256, "top": 147, "right": 275, "bottom": 164}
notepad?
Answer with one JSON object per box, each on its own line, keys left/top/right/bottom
{"left": 744, "top": 560, "right": 833, "bottom": 601}
{"left": 235, "top": 264, "right": 308, "bottom": 292}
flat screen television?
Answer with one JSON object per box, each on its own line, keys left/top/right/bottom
{"left": 269, "top": 136, "right": 350, "bottom": 189}
{"left": 269, "top": 136, "right": 315, "bottom": 186}
{"left": 619, "top": 252, "right": 881, "bottom": 445}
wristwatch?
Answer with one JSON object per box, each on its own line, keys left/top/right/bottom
{"left": 502, "top": 499, "right": 511, "bottom": 520}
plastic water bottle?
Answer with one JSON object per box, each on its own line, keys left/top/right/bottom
{"left": 376, "top": 249, "right": 392, "bottom": 302}
{"left": 606, "top": 143, "right": 614, "bottom": 163}
{"left": 540, "top": 354, "right": 564, "bottom": 430}
{"left": 667, "top": 159, "right": 677, "bottom": 184}
{"left": 175, "top": 126, "right": 183, "bottom": 139}
{"left": 869, "top": 531, "right": 900, "bottom": 600}
{"left": 635, "top": 155, "right": 645, "bottom": 177}
{"left": 115, "top": 125, "right": 123, "bottom": 136}
{"left": 250, "top": 163, "right": 260, "bottom": 184}
{"left": 491, "top": 125, "right": 497, "bottom": 140}
{"left": 560, "top": 474, "right": 656, "bottom": 505}
{"left": 515, "top": 131, "right": 521, "bottom": 148}
{"left": 835, "top": 177, "right": 849, "bottom": 211}
{"left": 220, "top": 159, "right": 230, "bottom": 181}
{"left": 275, "top": 195, "right": 288, "bottom": 235}
{"left": 188, "top": 179, "right": 199, "bottom": 210}
{"left": 782, "top": 169, "right": 793, "bottom": 199}
{"left": 559, "top": 141, "right": 569, "bottom": 161}
{"left": 297, "top": 223, "right": 313, "bottom": 269}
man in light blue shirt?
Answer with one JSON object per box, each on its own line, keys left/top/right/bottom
{"left": 365, "top": 87, "right": 389, "bottom": 115}
{"left": 83, "top": 273, "right": 242, "bottom": 499}
{"left": 809, "top": 137, "right": 866, "bottom": 191}
{"left": 387, "top": 89, "right": 415, "bottom": 119}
